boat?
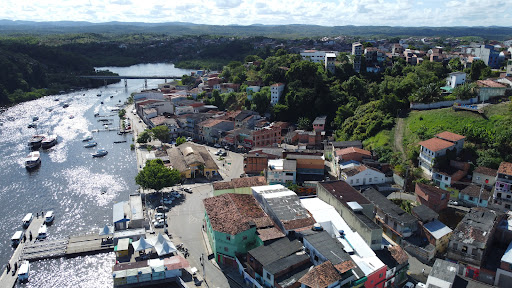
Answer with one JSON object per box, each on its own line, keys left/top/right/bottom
{"left": 100, "top": 101, "right": 104, "bottom": 104}
{"left": 27, "top": 123, "right": 37, "bottom": 129}
{"left": 28, "top": 134, "right": 47, "bottom": 149}
{"left": 41, "top": 135, "right": 58, "bottom": 149}
{"left": 32, "top": 116, "right": 39, "bottom": 121}
{"left": 25, "top": 151, "right": 41, "bottom": 169}
{"left": 97, "top": 93, "right": 101, "bottom": 97}
{"left": 110, "top": 95, "right": 114, "bottom": 98}
{"left": 94, "top": 113, "right": 100, "bottom": 117}
{"left": 82, "top": 135, "right": 93, "bottom": 142}
{"left": 11, "top": 231, "right": 24, "bottom": 247}
{"left": 44, "top": 211, "right": 54, "bottom": 224}
{"left": 22, "top": 213, "right": 33, "bottom": 228}
{"left": 84, "top": 141, "right": 97, "bottom": 148}
{"left": 62, "top": 104, "right": 69, "bottom": 108}
{"left": 92, "top": 149, "right": 108, "bottom": 157}
{"left": 114, "top": 140, "right": 127, "bottom": 144}
{"left": 69, "top": 115, "right": 74, "bottom": 119}
{"left": 37, "top": 224, "right": 47, "bottom": 239}
{"left": 18, "top": 261, "right": 30, "bottom": 283}
{"left": 91, "top": 129, "right": 99, "bottom": 133}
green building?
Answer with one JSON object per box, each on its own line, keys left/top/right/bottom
{"left": 203, "top": 193, "right": 282, "bottom": 266}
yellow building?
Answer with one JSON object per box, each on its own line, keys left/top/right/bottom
{"left": 166, "top": 143, "right": 219, "bottom": 179}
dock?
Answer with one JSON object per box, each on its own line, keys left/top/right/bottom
{"left": 0, "top": 217, "right": 114, "bottom": 288}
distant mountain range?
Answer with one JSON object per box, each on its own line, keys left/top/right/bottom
{"left": 1, "top": 20, "right": 511, "bottom": 39}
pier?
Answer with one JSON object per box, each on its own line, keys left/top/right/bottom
{"left": 0, "top": 216, "right": 114, "bottom": 288}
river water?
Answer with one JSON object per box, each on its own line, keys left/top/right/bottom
{"left": 0, "top": 63, "right": 194, "bottom": 287}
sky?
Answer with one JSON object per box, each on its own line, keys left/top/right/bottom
{"left": 1, "top": 0, "right": 511, "bottom": 27}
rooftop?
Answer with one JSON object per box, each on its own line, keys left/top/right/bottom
{"left": 265, "top": 252, "right": 310, "bottom": 275}
{"left": 248, "top": 237, "right": 304, "bottom": 267}
{"left": 299, "top": 261, "right": 343, "bottom": 288}
{"left": 423, "top": 219, "right": 453, "bottom": 240}
{"left": 313, "top": 115, "right": 327, "bottom": 125}
{"left": 336, "top": 147, "right": 372, "bottom": 157}
{"left": 268, "top": 159, "right": 297, "bottom": 172}
{"left": 498, "top": 162, "right": 512, "bottom": 175}
{"left": 412, "top": 205, "right": 439, "bottom": 223}
{"left": 362, "top": 188, "right": 417, "bottom": 225}
{"left": 418, "top": 137, "right": 455, "bottom": 152}
{"left": 318, "top": 180, "right": 370, "bottom": 206}
{"left": 375, "top": 245, "right": 408, "bottom": 269}
{"left": 256, "top": 227, "right": 286, "bottom": 242}
{"left": 429, "top": 259, "right": 457, "bottom": 283}
{"left": 460, "top": 184, "right": 492, "bottom": 200}
{"left": 416, "top": 183, "right": 446, "bottom": 196}
{"left": 304, "top": 231, "right": 353, "bottom": 267}
{"left": 501, "top": 241, "right": 512, "bottom": 264}
{"left": 451, "top": 208, "right": 499, "bottom": 246}
{"left": 203, "top": 193, "right": 271, "bottom": 235}
{"left": 212, "top": 176, "right": 267, "bottom": 191}
{"left": 473, "top": 166, "right": 498, "bottom": 177}
{"left": 435, "top": 131, "right": 466, "bottom": 142}
{"left": 331, "top": 141, "right": 363, "bottom": 149}
{"left": 477, "top": 79, "right": 507, "bottom": 88}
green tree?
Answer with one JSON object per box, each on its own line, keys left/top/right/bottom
{"left": 448, "top": 58, "right": 462, "bottom": 71}
{"left": 470, "top": 59, "right": 488, "bottom": 81}
{"left": 137, "top": 129, "right": 152, "bottom": 144}
{"left": 410, "top": 83, "right": 441, "bottom": 103}
{"left": 118, "top": 109, "right": 126, "bottom": 118}
{"left": 176, "top": 136, "right": 187, "bottom": 146}
{"left": 452, "top": 83, "right": 477, "bottom": 100}
{"left": 151, "top": 125, "right": 170, "bottom": 144}
{"left": 297, "top": 117, "right": 312, "bottom": 130}
{"left": 135, "top": 159, "right": 181, "bottom": 196}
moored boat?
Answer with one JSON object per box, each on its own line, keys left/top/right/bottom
{"left": 92, "top": 149, "right": 108, "bottom": 157}
{"left": 18, "top": 261, "right": 30, "bottom": 283}
{"left": 84, "top": 141, "right": 97, "bottom": 148}
{"left": 82, "top": 135, "right": 93, "bottom": 142}
{"left": 44, "top": 211, "right": 54, "bottom": 224}
{"left": 25, "top": 151, "right": 41, "bottom": 169}
{"left": 37, "top": 224, "right": 47, "bottom": 239}
{"left": 41, "top": 135, "right": 58, "bottom": 149}
{"left": 22, "top": 213, "right": 33, "bottom": 228}
{"left": 11, "top": 230, "right": 24, "bottom": 247}
{"left": 28, "top": 134, "right": 47, "bottom": 149}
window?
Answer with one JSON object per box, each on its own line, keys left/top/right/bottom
{"left": 350, "top": 180, "right": 353, "bottom": 184}
{"left": 469, "top": 196, "right": 474, "bottom": 201}
{"left": 243, "top": 235, "right": 247, "bottom": 240}
{"left": 356, "top": 179, "right": 359, "bottom": 184}
{"left": 224, "top": 247, "right": 228, "bottom": 252}
{"left": 266, "top": 273, "right": 271, "bottom": 280}
{"left": 506, "top": 204, "right": 511, "bottom": 209}
{"left": 369, "top": 178, "right": 372, "bottom": 183}
{"left": 462, "top": 246, "right": 468, "bottom": 253}
{"left": 453, "top": 243, "right": 458, "bottom": 250}
{"left": 314, "top": 255, "right": 319, "bottom": 262}
{"left": 372, "top": 240, "right": 377, "bottom": 244}
{"left": 379, "top": 273, "right": 383, "bottom": 278}
{"left": 226, "top": 235, "right": 231, "bottom": 241}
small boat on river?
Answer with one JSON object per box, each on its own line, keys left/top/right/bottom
{"left": 18, "top": 261, "right": 30, "bottom": 283}
{"left": 41, "top": 134, "right": 58, "bottom": 149}
{"left": 92, "top": 149, "right": 108, "bottom": 157}
{"left": 28, "top": 134, "right": 47, "bottom": 149}
{"left": 37, "top": 224, "right": 47, "bottom": 239}
{"left": 22, "top": 213, "right": 33, "bottom": 228}
{"left": 114, "top": 140, "right": 127, "bottom": 144}
{"left": 44, "top": 211, "right": 54, "bottom": 224}
{"left": 82, "top": 135, "right": 93, "bottom": 142}
{"left": 25, "top": 151, "right": 41, "bottom": 169}
{"left": 84, "top": 141, "right": 97, "bottom": 148}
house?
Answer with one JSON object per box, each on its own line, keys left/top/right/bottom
{"left": 312, "top": 115, "right": 327, "bottom": 132}
{"left": 494, "top": 162, "right": 512, "bottom": 211}
{"left": 285, "top": 153, "right": 325, "bottom": 177}
{"left": 340, "top": 165, "right": 386, "bottom": 187}
{"left": 507, "top": 59, "right": 512, "bottom": 76}
{"left": 266, "top": 159, "right": 297, "bottom": 185}
{"left": 317, "top": 181, "right": 383, "bottom": 250}
{"left": 197, "top": 119, "right": 234, "bottom": 144}
{"left": 166, "top": 142, "right": 219, "bottom": 178}
{"left": 418, "top": 132, "right": 465, "bottom": 178}
{"left": 203, "top": 193, "right": 277, "bottom": 266}
{"left": 474, "top": 44, "right": 500, "bottom": 68}
{"left": 300, "top": 197, "right": 387, "bottom": 288}
{"left": 112, "top": 194, "right": 145, "bottom": 231}
{"left": 352, "top": 43, "right": 363, "bottom": 73}
{"left": 477, "top": 80, "right": 507, "bottom": 102}
{"left": 176, "top": 113, "right": 211, "bottom": 140}
{"left": 374, "top": 245, "right": 409, "bottom": 288}
{"left": 426, "top": 259, "right": 457, "bottom": 288}
{"left": 253, "top": 123, "right": 282, "bottom": 147}
{"left": 446, "top": 72, "right": 466, "bottom": 89}
{"left": 447, "top": 208, "right": 502, "bottom": 280}
{"left": 362, "top": 188, "right": 417, "bottom": 244}
{"left": 324, "top": 141, "right": 363, "bottom": 162}
{"left": 252, "top": 185, "right": 316, "bottom": 235}
{"left": 299, "top": 261, "right": 354, "bottom": 288}
{"left": 302, "top": 231, "right": 365, "bottom": 287}
{"left": 270, "top": 83, "right": 285, "bottom": 105}
{"left": 243, "top": 150, "right": 280, "bottom": 175}
{"left": 435, "top": 131, "right": 465, "bottom": 153}
{"left": 422, "top": 220, "right": 453, "bottom": 255}
{"left": 245, "top": 237, "right": 312, "bottom": 288}
{"left": 212, "top": 176, "right": 267, "bottom": 196}
{"left": 335, "top": 147, "right": 372, "bottom": 163}
{"left": 415, "top": 183, "right": 449, "bottom": 212}
{"left": 472, "top": 166, "right": 497, "bottom": 188}
{"left": 459, "top": 184, "right": 492, "bottom": 208}
{"left": 495, "top": 241, "right": 512, "bottom": 286}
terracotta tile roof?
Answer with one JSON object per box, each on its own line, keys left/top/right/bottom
{"left": 336, "top": 147, "right": 372, "bottom": 157}
{"left": 212, "top": 176, "right": 267, "bottom": 191}
{"left": 473, "top": 166, "right": 498, "bottom": 177}
{"left": 477, "top": 79, "right": 507, "bottom": 88}
{"left": 418, "top": 138, "right": 454, "bottom": 152}
{"left": 341, "top": 165, "right": 367, "bottom": 177}
{"left": 199, "top": 118, "right": 230, "bottom": 128}
{"left": 299, "top": 261, "right": 343, "bottom": 288}
{"left": 498, "top": 162, "right": 512, "bottom": 175}
{"left": 203, "top": 193, "right": 271, "bottom": 235}
{"left": 388, "top": 245, "right": 409, "bottom": 265}
{"left": 460, "top": 184, "right": 492, "bottom": 199}
{"left": 257, "top": 227, "right": 286, "bottom": 242}
{"left": 282, "top": 217, "right": 316, "bottom": 231}
{"left": 271, "top": 83, "right": 285, "bottom": 87}
{"left": 150, "top": 115, "right": 167, "bottom": 126}
{"left": 435, "top": 131, "right": 465, "bottom": 142}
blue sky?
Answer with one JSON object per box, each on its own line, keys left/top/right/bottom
{"left": 1, "top": 0, "right": 511, "bottom": 27}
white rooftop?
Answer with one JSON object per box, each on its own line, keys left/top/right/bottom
{"left": 268, "top": 159, "right": 284, "bottom": 171}
{"left": 423, "top": 219, "right": 453, "bottom": 240}
{"left": 301, "top": 197, "right": 385, "bottom": 276}
{"left": 252, "top": 184, "right": 294, "bottom": 199}
{"left": 502, "top": 241, "right": 512, "bottom": 264}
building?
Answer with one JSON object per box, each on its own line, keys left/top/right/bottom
{"left": 285, "top": 153, "right": 325, "bottom": 177}
{"left": 299, "top": 261, "right": 355, "bottom": 288}
{"left": 312, "top": 115, "right": 327, "bottom": 132}
{"left": 166, "top": 142, "right": 219, "bottom": 178}
{"left": 252, "top": 185, "right": 316, "bottom": 235}
{"left": 495, "top": 241, "right": 512, "bottom": 286}
{"left": 507, "top": 59, "right": 512, "bottom": 77}
{"left": 340, "top": 165, "right": 386, "bottom": 187}
{"left": 494, "top": 162, "right": 512, "bottom": 210}
{"left": 317, "top": 181, "right": 382, "bottom": 250}
{"left": 477, "top": 80, "right": 507, "bottom": 102}
{"left": 415, "top": 183, "right": 449, "bottom": 212}
{"left": 418, "top": 131, "right": 465, "bottom": 178}
{"left": 245, "top": 237, "right": 312, "bottom": 288}
{"left": 447, "top": 208, "right": 501, "bottom": 280}
{"left": 243, "top": 150, "right": 280, "bottom": 175}
{"left": 362, "top": 188, "right": 417, "bottom": 244}
{"left": 472, "top": 166, "right": 497, "bottom": 188}
{"left": 270, "top": 83, "right": 285, "bottom": 105}
{"left": 352, "top": 42, "right": 363, "bottom": 73}
{"left": 266, "top": 159, "right": 297, "bottom": 185}
{"left": 426, "top": 259, "right": 457, "bottom": 288}
{"left": 324, "top": 141, "right": 363, "bottom": 161}
{"left": 446, "top": 72, "right": 466, "bottom": 89}
{"left": 203, "top": 193, "right": 276, "bottom": 266}
{"left": 422, "top": 219, "right": 453, "bottom": 255}
{"left": 113, "top": 194, "right": 145, "bottom": 231}
{"left": 197, "top": 119, "right": 234, "bottom": 144}
{"left": 300, "top": 50, "right": 327, "bottom": 63}
{"left": 253, "top": 123, "right": 282, "bottom": 147}
{"left": 474, "top": 44, "right": 500, "bottom": 68}
{"left": 335, "top": 147, "right": 372, "bottom": 167}
{"left": 302, "top": 231, "right": 365, "bottom": 287}
{"left": 459, "top": 184, "right": 492, "bottom": 208}
{"left": 212, "top": 176, "right": 267, "bottom": 196}
{"left": 435, "top": 131, "right": 465, "bottom": 153}
{"left": 325, "top": 53, "right": 337, "bottom": 74}
{"left": 374, "top": 245, "right": 409, "bottom": 288}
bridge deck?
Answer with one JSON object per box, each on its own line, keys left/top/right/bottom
{"left": 81, "top": 75, "right": 182, "bottom": 80}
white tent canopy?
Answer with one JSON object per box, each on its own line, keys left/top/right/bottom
{"left": 147, "top": 233, "right": 177, "bottom": 256}
{"left": 132, "top": 236, "right": 153, "bottom": 252}
{"left": 99, "top": 225, "right": 114, "bottom": 236}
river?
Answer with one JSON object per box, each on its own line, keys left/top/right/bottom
{"left": 0, "top": 63, "right": 195, "bottom": 287}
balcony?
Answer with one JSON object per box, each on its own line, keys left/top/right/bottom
{"left": 419, "top": 153, "right": 434, "bottom": 165}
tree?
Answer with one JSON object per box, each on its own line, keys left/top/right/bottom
{"left": 137, "top": 129, "right": 152, "bottom": 144}
{"left": 151, "top": 125, "right": 170, "bottom": 144}
{"left": 176, "top": 136, "right": 186, "bottom": 146}
{"left": 297, "top": 117, "right": 312, "bottom": 130}
{"left": 118, "top": 109, "right": 126, "bottom": 118}
{"left": 452, "top": 83, "right": 477, "bottom": 100}
{"left": 470, "top": 59, "right": 487, "bottom": 82}
{"left": 410, "top": 83, "right": 441, "bottom": 103}
{"left": 448, "top": 58, "right": 462, "bottom": 71}
{"left": 135, "top": 159, "right": 181, "bottom": 191}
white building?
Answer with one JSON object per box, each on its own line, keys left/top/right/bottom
{"left": 446, "top": 72, "right": 466, "bottom": 89}
{"left": 352, "top": 42, "right": 363, "bottom": 73}
{"left": 426, "top": 259, "right": 457, "bottom": 288}
{"left": 507, "top": 59, "right": 512, "bottom": 77}
{"left": 418, "top": 132, "right": 465, "bottom": 178}
{"left": 325, "top": 52, "right": 337, "bottom": 74}
{"left": 266, "top": 159, "right": 297, "bottom": 185}
{"left": 270, "top": 83, "right": 285, "bottom": 105}
{"left": 340, "top": 165, "right": 386, "bottom": 187}
{"left": 300, "top": 50, "right": 327, "bottom": 63}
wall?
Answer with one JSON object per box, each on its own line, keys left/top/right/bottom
{"left": 410, "top": 97, "right": 477, "bottom": 110}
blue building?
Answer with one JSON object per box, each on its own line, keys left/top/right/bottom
{"left": 474, "top": 44, "right": 501, "bottom": 68}
{"left": 459, "top": 184, "right": 492, "bottom": 208}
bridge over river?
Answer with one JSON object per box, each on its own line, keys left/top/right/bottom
{"left": 80, "top": 75, "right": 183, "bottom": 87}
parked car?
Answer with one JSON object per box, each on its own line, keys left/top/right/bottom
{"left": 403, "top": 283, "right": 415, "bottom": 288}
{"left": 153, "top": 219, "right": 166, "bottom": 228}
{"left": 156, "top": 206, "right": 169, "bottom": 212}
{"left": 224, "top": 146, "right": 230, "bottom": 151}
{"left": 215, "top": 149, "right": 224, "bottom": 155}
{"left": 449, "top": 200, "right": 459, "bottom": 206}
{"left": 183, "top": 187, "right": 192, "bottom": 193}
{"left": 214, "top": 143, "right": 221, "bottom": 148}
{"left": 416, "top": 283, "right": 426, "bottom": 288}
{"left": 155, "top": 212, "right": 165, "bottom": 219}
{"left": 219, "top": 151, "right": 227, "bottom": 157}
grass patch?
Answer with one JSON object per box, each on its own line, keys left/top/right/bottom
{"left": 363, "top": 130, "right": 392, "bottom": 150}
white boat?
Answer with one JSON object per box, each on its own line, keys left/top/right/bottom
{"left": 44, "top": 211, "right": 54, "bottom": 224}
{"left": 11, "top": 231, "right": 24, "bottom": 247}
{"left": 41, "top": 135, "right": 58, "bottom": 149}
{"left": 37, "top": 224, "right": 47, "bottom": 239}
{"left": 84, "top": 141, "right": 97, "bottom": 148}
{"left": 22, "top": 213, "right": 33, "bottom": 228}
{"left": 28, "top": 134, "right": 47, "bottom": 149}
{"left": 82, "top": 135, "right": 93, "bottom": 142}
{"left": 25, "top": 151, "right": 41, "bottom": 169}
{"left": 18, "top": 261, "right": 30, "bottom": 283}
{"left": 92, "top": 149, "right": 108, "bottom": 157}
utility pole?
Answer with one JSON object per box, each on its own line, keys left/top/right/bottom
{"left": 200, "top": 253, "right": 205, "bottom": 282}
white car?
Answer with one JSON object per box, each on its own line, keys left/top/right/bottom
{"left": 155, "top": 212, "right": 165, "bottom": 219}
{"left": 416, "top": 283, "right": 426, "bottom": 288}
{"left": 403, "top": 283, "right": 414, "bottom": 288}
{"left": 449, "top": 200, "right": 459, "bottom": 206}
{"left": 153, "top": 219, "right": 166, "bottom": 228}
